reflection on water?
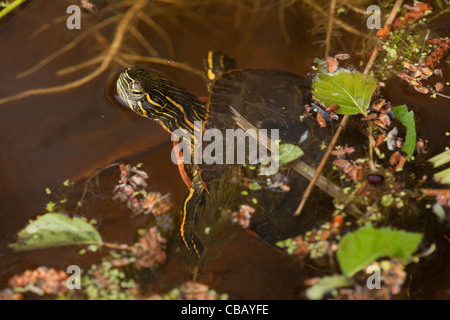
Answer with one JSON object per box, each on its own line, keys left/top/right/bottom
{"left": 0, "top": 0, "right": 448, "bottom": 299}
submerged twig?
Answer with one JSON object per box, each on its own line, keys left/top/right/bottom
{"left": 231, "top": 106, "right": 340, "bottom": 198}
{"left": 72, "top": 162, "right": 120, "bottom": 216}
{"left": 0, "top": 0, "right": 146, "bottom": 106}
{"left": 119, "top": 53, "right": 205, "bottom": 78}
{"left": 128, "top": 24, "right": 160, "bottom": 57}
{"left": 136, "top": 11, "right": 174, "bottom": 56}
{"left": 421, "top": 189, "right": 450, "bottom": 197}
{"left": 278, "top": 0, "right": 296, "bottom": 46}
{"left": 303, "top": 0, "right": 376, "bottom": 40}
{"left": 325, "top": 0, "right": 336, "bottom": 57}
{"left": 435, "top": 92, "right": 450, "bottom": 100}
{"left": 0, "top": 0, "right": 212, "bottom": 107}
{"left": 339, "top": 0, "right": 370, "bottom": 16}
{"left": 294, "top": 0, "right": 404, "bottom": 216}
{"left": 230, "top": 106, "right": 361, "bottom": 216}
{"left": 0, "top": 0, "right": 26, "bottom": 20}
{"left": 16, "top": 15, "right": 122, "bottom": 79}
{"left": 56, "top": 55, "right": 105, "bottom": 76}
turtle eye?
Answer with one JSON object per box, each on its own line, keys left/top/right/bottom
{"left": 129, "top": 81, "right": 144, "bottom": 99}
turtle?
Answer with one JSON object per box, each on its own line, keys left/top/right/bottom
{"left": 113, "top": 51, "right": 333, "bottom": 258}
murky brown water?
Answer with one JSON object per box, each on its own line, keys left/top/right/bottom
{"left": 0, "top": 0, "right": 449, "bottom": 299}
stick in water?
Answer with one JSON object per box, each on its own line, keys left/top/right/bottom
{"left": 294, "top": 0, "right": 405, "bottom": 216}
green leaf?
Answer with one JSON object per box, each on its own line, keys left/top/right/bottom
{"left": 9, "top": 212, "right": 102, "bottom": 252}
{"left": 336, "top": 225, "right": 422, "bottom": 277}
{"left": 392, "top": 105, "right": 416, "bottom": 160}
{"left": 279, "top": 143, "right": 304, "bottom": 165}
{"left": 306, "top": 275, "right": 352, "bottom": 300}
{"left": 312, "top": 69, "right": 377, "bottom": 115}
{"left": 248, "top": 182, "right": 262, "bottom": 191}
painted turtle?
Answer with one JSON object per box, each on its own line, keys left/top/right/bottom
{"left": 113, "top": 52, "right": 333, "bottom": 257}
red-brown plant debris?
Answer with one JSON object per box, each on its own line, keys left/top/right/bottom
{"left": 393, "top": 2, "right": 433, "bottom": 29}
{"left": 177, "top": 282, "right": 218, "bottom": 300}
{"left": 113, "top": 164, "right": 172, "bottom": 215}
{"left": 237, "top": 204, "right": 255, "bottom": 228}
{"left": 151, "top": 281, "right": 220, "bottom": 300}
{"left": 110, "top": 226, "right": 168, "bottom": 268}
{"left": 292, "top": 235, "right": 310, "bottom": 258}
{"left": 422, "top": 189, "right": 450, "bottom": 208}
{"left": 8, "top": 267, "right": 68, "bottom": 296}
{"left": 0, "top": 288, "right": 23, "bottom": 300}
{"left": 133, "top": 227, "right": 167, "bottom": 268}
{"left": 423, "top": 38, "right": 450, "bottom": 69}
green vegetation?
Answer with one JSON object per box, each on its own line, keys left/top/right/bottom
{"left": 306, "top": 275, "right": 352, "bottom": 300}
{"left": 312, "top": 67, "right": 378, "bottom": 116}
{"left": 336, "top": 226, "right": 422, "bottom": 277}
{"left": 1, "top": 0, "right": 448, "bottom": 300}
{"left": 9, "top": 213, "right": 101, "bottom": 252}
{"left": 278, "top": 143, "right": 304, "bottom": 165}
{"left": 392, "top": 105, "right": 416, "bottom": 160}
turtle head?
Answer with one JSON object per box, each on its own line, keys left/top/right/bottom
{"left": 115, "top": 66, "right": 206, "bottom": 134}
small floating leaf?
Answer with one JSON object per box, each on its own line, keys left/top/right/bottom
{"left": 248, "top": 182, "right": 262, "bottom": 191}
{"left": 306, "top": 275, "right": 352, "bottom": 300}
{"left": 279, "top": 143, "right": 304, "bottom": 165}
{"left": 45, "top": 201, "right": 56, "bottom": 213}
{"left": 336, "top": 225, "right": 422, "bottom": 277}
{"left": 392, "top": 105, "right": 416, "bottom": 160}
{"left": 312, "top": 69, "right": 377, "bottom": 115}
{"left": 9, "top": 212, "right": 102, "bottom": 252}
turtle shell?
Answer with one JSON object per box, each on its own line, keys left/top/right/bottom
{"left": 197, "top": 69, "right": 334, "bottom": 241}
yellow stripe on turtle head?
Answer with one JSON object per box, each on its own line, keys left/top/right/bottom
{"left": 206, "top": 51, "right": 214, "bottom": 70}
{"left": 137, "top": 101, "right": 147, "bottom": 116}
{"left": 165, "top": 96, "right": 195, "bottom": 129}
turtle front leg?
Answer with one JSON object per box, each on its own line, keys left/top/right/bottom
{"left": 179, "top": 171, "right": 205, "bottom": 259}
